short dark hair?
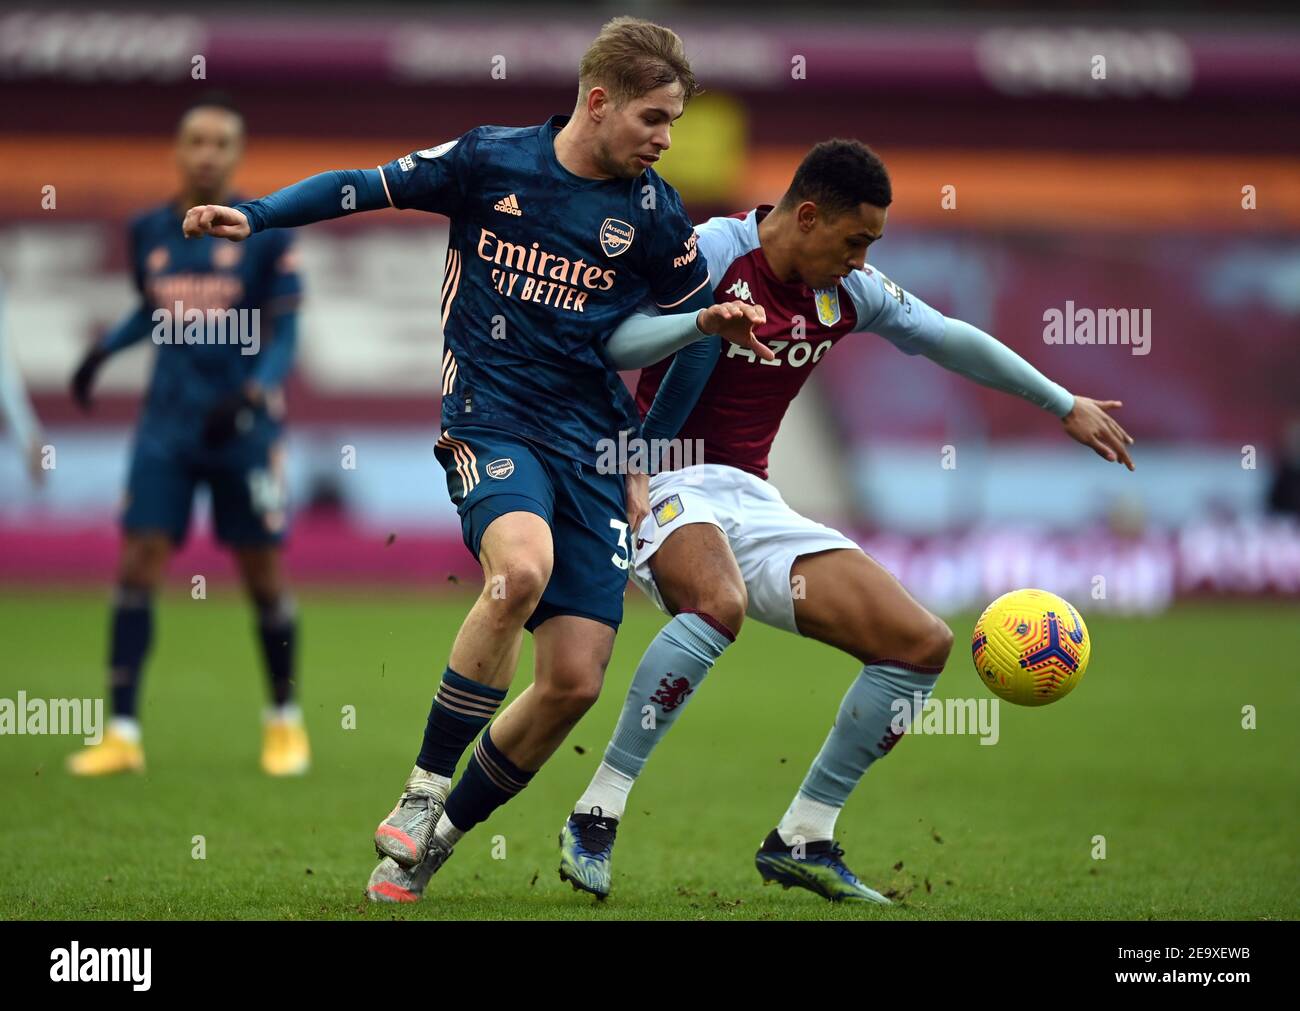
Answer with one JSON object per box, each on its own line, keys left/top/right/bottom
{"left": 179, "top": 90, "right": 243, "bottom": 127}
{"left": 779, "top": 139, "right": 891, "bottom": 218}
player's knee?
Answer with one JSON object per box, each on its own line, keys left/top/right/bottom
{"left": 671, "top": 578, "right": 747, "bottom": 638}
{"left": 665, "top": 571, "right": 748, "bottom": 634}
{"left": 237, "top": 552, "right": 282, "bottom": 601}
{"left": 865, "top": 613, "right": 952, "bottom": 671}
{"left": 484, "top": 557, "right": 550, "bottom": 615}
{"left": 910, "top": 615, "right": 953, "bottom": 669}
{"left": 535, "top": 671, "right": 602, "bottom": 721}
{"left": 118, "top": 536, "right": 169, "bottom": 588}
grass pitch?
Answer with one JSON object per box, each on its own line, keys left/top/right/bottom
{"left": 1, "top": 589, "right": 1296, "bottom": 920}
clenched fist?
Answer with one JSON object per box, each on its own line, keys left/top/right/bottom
{"left": 183, "top": 204, "right": 251, "bottom": 241}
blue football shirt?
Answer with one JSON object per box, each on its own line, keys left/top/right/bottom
{"left": 378, "top": 114, "right": 710, "bottom": 465}
{"left": 129, "top": 201, "right": 302, "bottom": 440}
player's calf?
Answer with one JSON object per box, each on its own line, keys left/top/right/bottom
{"left": 567, "top": 526, "right": 741, "bottom": 883}
{"left": 771, "top": 550, "right": 952, "bottom": 871}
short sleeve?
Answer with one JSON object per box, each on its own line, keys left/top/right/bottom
{"left": 378, "top": 132, "right": 478, "bottom": 216}
{"left": 266, "top": 231, "right": 303, "bottom": 314}
{"left": 843, "top": 266, "right": 946, "bottom": 355}
{"left": 643, "top": 186, "right": 711, "bottom": 310}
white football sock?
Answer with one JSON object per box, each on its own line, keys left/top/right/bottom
{"left": 776, "top": 792, "right": 842, "bottom": 845}
{"left": 433, "top": 811, "right": 465, "bottom": 849}
{"left": 265, "top": 702, "right": 303, "bottom": 724}
{"left": 574, "top": 760, "right": 636, "bottom": 821}
{"left": 109, "top": 716, "right": 141, "bottom": 743}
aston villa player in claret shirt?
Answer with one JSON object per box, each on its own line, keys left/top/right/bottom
{"left": 559, "top": 139, "right": 1136, "bottom": 902}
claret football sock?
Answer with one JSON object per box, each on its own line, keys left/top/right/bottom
{"left": 416, "top": 666, "right": 507, "bottom": 776}
{"left": 108, "top": 583, "right": 153, "bottom": 719}
{"left": 254, "top": 594, "right": 298, "bottom": 707}
{"left": 779, "top": 662, "right": 942, "bottom": 842}
{"left": 441, "top": 727, "right": 534, "bottom": 836}
{"left": 596, "top": 611, "right": 734, "bottom": 798}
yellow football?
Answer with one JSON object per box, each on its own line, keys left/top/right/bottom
{"left": 971, "top": 589, "right": 1090, "bottom": 706}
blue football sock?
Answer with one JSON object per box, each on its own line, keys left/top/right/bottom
{"left": 795, "top": 661, "right": 943, "bottom": 809}
{"left": 108, "top": 584, "right": 153, "bottom": 719}
{"left": 601, "top": 611, "right": 735, "bottom": 782}
{"left": 416, "top": 667, "right": 507, "bottom": 776}
{"left": 254, "top": 594, "right": 297, "bottom": 708}
{"left": 442, "top": 727, "right": 534, "bottom": 832}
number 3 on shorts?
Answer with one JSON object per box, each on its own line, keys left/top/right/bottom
{"left": 608, "top": 518, "right": 630, "bottom": 570}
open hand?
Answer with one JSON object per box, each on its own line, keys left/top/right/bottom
{"left": 697, "top": 300, "right": 773, "bottom": 361}
{"left": 1062, "top": 397, "right": 1135, "bottom": 470}
{"left": 625, "top": 469, "right": 649, "bottom": 546}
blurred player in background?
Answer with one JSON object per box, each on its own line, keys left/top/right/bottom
{"left": 0, "top": 278, "right": 47, "bottom": 487}
{"left": 65, "top": 96, "right": 308, "bottom": 777}
{"left": 559, "top": 139, "right": 1135, "bottom": 902}
{"left": 183, "top": 17, "right": 770, "bottom": 903}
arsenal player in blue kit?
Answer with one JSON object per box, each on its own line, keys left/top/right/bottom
{"left": 560, "top": 139, "right": 1136, "bottom": 902}
{"left": 183, "top": 18, "right": 769, "bottom": 902}
{"left": 66, "top": 96, "right": 309, "bottom": 779}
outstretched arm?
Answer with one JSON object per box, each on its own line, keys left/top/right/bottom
{"left": 183, "top": 168, "right": 392, "bottom": 240}
{"left": 605, "top": 299, "right": 771, "bottom": 372}
{"left": 607, "top": 296, "right": 770, "bottom": 445}
{"left": 927, "top": 316, "right": 1135, "bottom": 469}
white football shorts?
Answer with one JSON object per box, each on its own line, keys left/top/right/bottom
{"left": 630, "top": 463, "right": 860, "bottom": 635}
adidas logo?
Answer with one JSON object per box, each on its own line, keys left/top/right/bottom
{"left": 493, "top": 193, "right": 522, "bottom": 216}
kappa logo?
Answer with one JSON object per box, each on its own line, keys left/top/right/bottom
{"left": 813, "top": 287, "right": 842, "bottom": 326}
{"left": 416, "top": 140, "right": 458, "bottom": 159}
{"left": 652, "top": 494, "right": 684, "bottom": 526}
{"left": 486, "top": 458, "right": 515, "bottom": 479}
{"left": 599, "top": 217, "right": 635, "bottom": 258}
{"left": 493, "top": 193, "right": 523, "bottom": 216}
{"left": 726, "top": 278, "right": 753, "bottom": 302}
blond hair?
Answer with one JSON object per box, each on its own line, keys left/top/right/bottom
{"left": 578, "top": 16, "right": 699, "bottom": 107}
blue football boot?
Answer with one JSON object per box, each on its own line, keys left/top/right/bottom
{"left": 558, "top": 807, "right": 618, "bottom": 899}
{"left": 755, "top": 829, "right": 891, "bottom": 904}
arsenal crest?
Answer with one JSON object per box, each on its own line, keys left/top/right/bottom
{"left": 812, "top": 287, "right": 842, "bottom": 327}
{"left": 599, "top": 217, "right": 635, "bottom": 258}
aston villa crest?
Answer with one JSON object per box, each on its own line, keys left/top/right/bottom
{"left": 812, "top": 287, "right": 841, "bottom": 326}
{"left": 600, "top": 217, "right": 635, "bottom": 258}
